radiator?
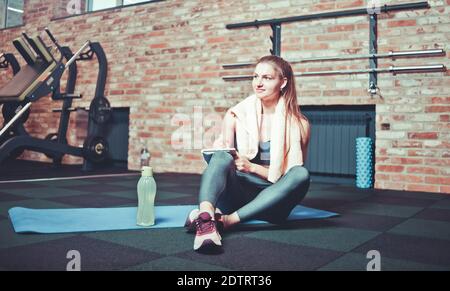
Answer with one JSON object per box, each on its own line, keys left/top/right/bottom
{"left": 302, "top": 106, "right": 375, "bottom": 177}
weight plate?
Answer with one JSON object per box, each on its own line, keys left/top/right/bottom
{"left": 83, "top": 135, "right": 109, "bottom": 163}
{"left": 89, "top": 97, "right": 112, "bottom": 124}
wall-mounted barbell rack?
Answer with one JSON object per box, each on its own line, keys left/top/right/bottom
{"left": 223, "top": 1, "right": 447, "bottom": 96}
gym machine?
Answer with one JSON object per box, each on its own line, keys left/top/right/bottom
{"left": 0, "top": 29, "right": 112, "bottom": 171}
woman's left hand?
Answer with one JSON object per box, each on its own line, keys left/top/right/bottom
{"left": 234, "top": 152, "right": 254, "bottom": 173}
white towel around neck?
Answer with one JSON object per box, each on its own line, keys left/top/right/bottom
{"left": 229, "top": 94, "right": 304, "bottom": 183}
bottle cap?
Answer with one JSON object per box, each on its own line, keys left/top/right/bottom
{"left": 141, "top": 166, "right": 153, "bottom": 177}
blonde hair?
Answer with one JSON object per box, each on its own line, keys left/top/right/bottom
{"left": 256, "top": 55, "right": 302, "bottom": 123}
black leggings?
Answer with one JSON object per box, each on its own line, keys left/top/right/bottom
{"left": 198, "top": 151, "right": 310, "bottom": 223}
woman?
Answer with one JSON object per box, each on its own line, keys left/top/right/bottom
{"left": 186, "top": 55, "right": 311, "bottom": 252}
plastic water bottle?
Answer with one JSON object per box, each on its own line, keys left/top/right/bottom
{"left": 137, "top": 166, "right": 157, "bottom": 226}
{"left": 140, "top": 147, "right": 151, "bottom": 168}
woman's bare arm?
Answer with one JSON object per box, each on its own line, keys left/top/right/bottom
{"left": 213, "top": 109, "right": 236, "bottom": 148}
{"left": 250, "top": 163, "right": 269, "bottom": 180}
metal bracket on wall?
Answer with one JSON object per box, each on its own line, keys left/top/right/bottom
{"left": 368, "top": 13, "right": 378, "bottom": 96}
{"left": 224, "top": 1, "right": 447, "bottom": 96}
{"left": 270, "top": 23, "right": 281, "bottom": 56}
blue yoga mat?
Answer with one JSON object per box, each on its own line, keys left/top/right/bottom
{"left": 8, "top": 205, "right": 338, "bottom": 234}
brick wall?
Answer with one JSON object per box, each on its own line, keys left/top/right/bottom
{"left": 0, "top": 0, "right": 449, "bottom": 193}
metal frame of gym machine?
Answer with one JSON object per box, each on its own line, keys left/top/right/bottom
{"left": 0, "top": 28, "right": 112, "bottom": 171}
{"left": 0, "top": 53, "right": 20, "bottom": 75}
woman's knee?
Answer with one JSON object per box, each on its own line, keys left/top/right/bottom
{"left": 286, "top": 165, "right": 310, "bottom": 186}
{"left": 209, "top": 151, "right": 234, "bottom": 167}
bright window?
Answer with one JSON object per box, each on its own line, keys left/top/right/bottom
{"left": 87, "top": 0, "right": 155, "bottom": 12}
{"left": 0, "top": 0, "right": 24, "bottom": 29}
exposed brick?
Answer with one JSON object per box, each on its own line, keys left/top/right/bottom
{"left": 375, "top": 173, "right": 391, "bottom": 181}
{"left": 440, "top": 186, "right": 450, "bottom": 194}
{"left": 424, "top": 140, "right": 450, "bottom": 149}
{"left": 424, "top": 159, "right": 450, "bottom": 167}
{"left": 378, "top": 182, "right": 406, "bottom": 191}
{"left": 390, "top": 157, "right": 423, "bottom": 165}
{"left": 376, "top": 165, "right": 405, "bottom": 173}
{"left": 425, "top": 176, "right": 450, "bottom": 186}
{"left": 304, "top": 43, "right": 329, "bottom": 50}
{"left": 406, "top": 184, "right": 440, "bottom": 193}
{"left": 387, "top": 20, "right": 417, "bottom": 27}
{"left": 408, "top": 149, "right": 439, "bottom": 157}
{"left": 376, "top": 156, "right": 389, "bottom": 163}
{"left": 393, "top": 140, "right": 423, "bottom": 148}
{"left": 207, "top": 37, "right": 227, "bottom": 44}
{"left": 408, "top": 132, "right": 439, "bottom": 140}
{"left": 336, "top": 0, "right": 364, "bottom": 9}
{"left": 430, "top": 97, "right": 450, "bottom": 104}
{"left": 327, "top": 24, "right": 355, "bottom": 32}
{"left": 392, "top": 174, "right": 424, "bottom": 184}
{"left": 425, "top": 106, "right": 450, "bottom": 113}
{"left": 407, "top": 166, "right": 440, "bottom": 175}
{"left": 323, "top": 90, "right": 350, "bottom": 96}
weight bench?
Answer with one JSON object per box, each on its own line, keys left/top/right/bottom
{"left": 0, "top": 37, "right": 57, "bottom": 102}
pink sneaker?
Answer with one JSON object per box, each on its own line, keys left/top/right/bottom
{"left": 193, "top": 212, "right": 222, "bottom": 251}
{"left": 184, "top": 209, "right": 200, "bottom": 233}
{"left": 185, "top": 209, "right": 224, "bottom": 234}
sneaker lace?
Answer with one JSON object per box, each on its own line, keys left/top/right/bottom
{"left": 195, "top": 217, "right": 216, "bottom": 233}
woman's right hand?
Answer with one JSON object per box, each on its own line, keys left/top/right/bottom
{"left": 234, "top": 152, "right": 255, "bottom": 173}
